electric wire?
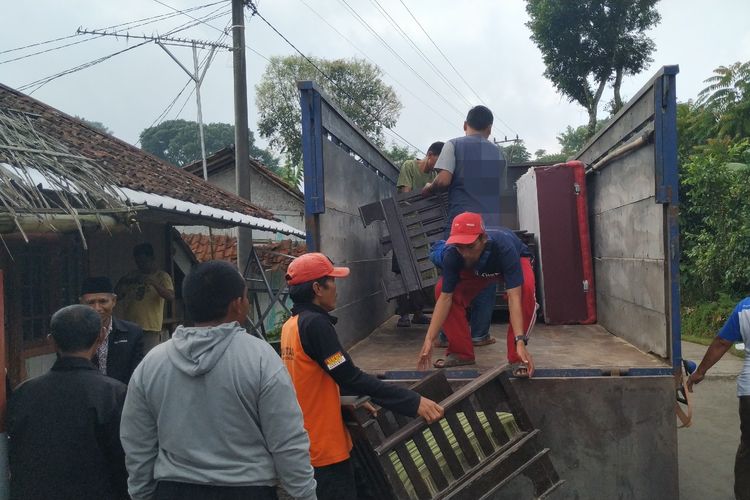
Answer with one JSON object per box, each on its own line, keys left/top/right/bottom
{"left": 296, "top": 0, "right": 456, "bottom": 130}
{"left": 336, "top": 0, "right": 464, "bottom": 118}
{"left": 18, "top": 6, "right": 230, "bottom": 94}
{"left": 395, "top": 0, "right": 519, "bottom": 137}
{"left": 368, "top": 0, "right": 474, "bottom": 108}
{"left": 0, "top": 1, "right": 229, "bottom": 64}
{"left": 248, "top": 2, "right": 423, "bottom": 152}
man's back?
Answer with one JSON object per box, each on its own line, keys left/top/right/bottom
{"left": 121, "top": 322, "right": 315, "bottom": 500}
{"left": 437, "top": 134, "right": 506, "bottom": 228}
{"left": 8, "top": 357, "right": 128, "bottom": 500}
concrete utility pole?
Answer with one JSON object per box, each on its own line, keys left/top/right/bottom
{"left": 232, "top": 0, "right": 252, "bottom": 271}
{"left": 76, "top": 29, "right": 229, "bottom": 182}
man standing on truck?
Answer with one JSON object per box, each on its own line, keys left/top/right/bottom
{"left": 393, "top": 141, "right": 444, "bottom": 328}
{"left": 687, "top": 297, "right": 750, "bottom": 500}
{"left": 417, "top": 213, "right": 536, "bottom": 376}
{"left": 422, "top": 105, "right": 506, "bottom": 348}
{"left": 281, "top": 252, "right": 444, "bottom": 499}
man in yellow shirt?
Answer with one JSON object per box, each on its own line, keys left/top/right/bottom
{"left": 116, "top": 243, "right": 174, "bottom": 352}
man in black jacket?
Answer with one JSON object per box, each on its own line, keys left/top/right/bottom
{"left": 8, "top": 305, "right": 129, "bottom": 500}
{"left": 81, "top": 276, "right": 144, "bottom": 384}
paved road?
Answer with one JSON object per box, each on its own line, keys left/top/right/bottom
{"left": 679, "top": 341, "right": 743, "bottom": 500}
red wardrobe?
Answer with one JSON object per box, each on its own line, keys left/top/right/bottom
{"left": 516, "top": 161, "right": 596, "bottom": 325}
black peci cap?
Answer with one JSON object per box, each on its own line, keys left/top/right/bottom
{"left": 80, "top": 276, "right": 114, "bottom": 296}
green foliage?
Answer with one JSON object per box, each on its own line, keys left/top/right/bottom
{"left": 255, "top": 55, "right": 402, "bottom": 173}
{"left": 139, "top": 119, "right": 278, "bottom": 169}
{"left": 680, "top": 139, "right": 750, "bottom": 303}
{"left": 76, "top": 116, "right": 112, "bottom": 135}
{"left": 384, "top": 144, "right": 417, "bottom": 166}
{"left": 500, "top": 140, "right": 531, "bottom": 164}
{"left": 681, "top": 293, "right": 739, "bottom": 339}
{"left": 525, "top": 0, "right": 660, "bottom": 134}
{"left": 536, "top": 152, "right": 568, "bottom": 164}
{"left": 696, "top": 61, "right": 750, "bottom": 139}
{"left": 556, "top": 121, "right": 606, "bottom": 157}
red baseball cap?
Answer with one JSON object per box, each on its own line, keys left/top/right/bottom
{"left": 446, "top": 212, "right": 485, "bottom": 245}
{"left": 285, "top": 252, "right": 350, "bottom": 285}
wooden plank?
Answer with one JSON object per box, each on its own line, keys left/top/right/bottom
{"left": 375, "top": 364, "right": 510, "bottom": 454}
{"left": 459, "top": 400, "right": 496, "bottom": 457}
{"left": 409, "top": 370, "right": 453, "bottom": 401}
{"left": 350, "top": 444, "right": 397, "bottom": 500}
{"left": 473, "top": 388, "right": 512, "bottom": 446}
{"left": 443, "top": 410, "right": 481, "bottom": 468}
{"left": 378, "top": 452, "right": 414, "bottom": 500}
{"left": 435, "top": 430, "right": 537, "bottom": 500}
{"left": 411, "top": 431, "right": 451, "bottom": 491}
{"left": 427, "top": 420, "right": 466, "bottom": 481}
{"left": 394, "top": 443, "right": 433, "bottom": 499}
{"left": 476, "top": 449, "right": 554, "bottom": 500}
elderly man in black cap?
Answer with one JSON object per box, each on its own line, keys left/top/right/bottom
{"left": 80, "top": 276, "right": 145, "bottom": 384}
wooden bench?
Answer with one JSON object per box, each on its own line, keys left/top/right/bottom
{"left": 342, "top": 366, "right": 564, "bottom": 499}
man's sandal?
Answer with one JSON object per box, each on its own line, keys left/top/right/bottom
{"left": 433, "top": 354, "right": 476, "bottom": 368}
{"left": 473, "top": 337, "right": 497, "bottom": 347}
{"left": 513, "top": 365, "right": 530, "bottom": 378}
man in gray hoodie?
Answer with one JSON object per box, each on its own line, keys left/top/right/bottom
{"left": 120, "top": 260, "right": 316, "bottom": 500}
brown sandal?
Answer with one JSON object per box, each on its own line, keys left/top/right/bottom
{"left": 473, "top": 337, "right": 497, "bottom": 347}
{"left": 433, "top": 354, "right": 476, "bottom": 368}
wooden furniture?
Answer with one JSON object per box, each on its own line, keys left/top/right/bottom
{"left": 342, "top": 366, "right": 564, "bottom": 499}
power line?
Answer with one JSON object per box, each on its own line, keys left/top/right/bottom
{"left": 336, "top": 0, "right": 465, "bottom": 118}
{"left": 152, "top": 0, "right": 269, "bottom": 61}
{"left": 368, "top": 0, "right": 474, "bottom": 108}
{"left": 296, "top": 0, "right": 456, "bottom": 130}
{"left": 248, "top": 2, "right": 423, "bottom": 153}
{"left": 0, "top": 1, "right": 229, "bottom": 63}
{"left": 137, "top": 19, "right": 231, "bottom": 144}
{"left": 18, "top": 6, "right": 230, "bottom": 94}
{"left": 395, "top": 0, "right": 519, "bottom": 137}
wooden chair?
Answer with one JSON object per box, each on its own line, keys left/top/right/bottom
{"left": 342, "top": 366, "right": 564, "bottom": 499}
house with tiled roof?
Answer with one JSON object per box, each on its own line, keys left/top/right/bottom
{"left": 183, "top": 145, "right": 305, "bottom": 241}
{"left": 0, "top": 83, "right": 304, "bottom": 386}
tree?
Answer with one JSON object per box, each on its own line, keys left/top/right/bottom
{"left": 384, "top": 143, "right": 417, "bottom": 167}
{"left": 500, "top": 140, "right": 532, "bottom": 164}
{"left": 599, "top": 1, "right": 660, "bottom": 113}
{"left": 255, "top": 55, "right": 402, "bottom": 171}
{"left": 76, "top": 116, "right": 112, "bottom": 135}
{"left": 556, "top": 121, "right": 606, "bottom": 157}
{"left": 525, "top": 0, "right": 660, "bottom": 134}
{"left": 680, "top": 139, "right": 750, "bottom": 302}
{"left": 139, "top": 119, "right": 278, "bottom": 169}
{"left": 696, "top": 61, "right": 750, "bottom": 139}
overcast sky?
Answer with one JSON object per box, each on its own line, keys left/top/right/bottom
{"left": 3, "top": 0, "right": 750, "bottom": 157}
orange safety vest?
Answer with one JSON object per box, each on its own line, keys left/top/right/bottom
{"left": 281, "top": 315, "right": 352, "bottom": 467}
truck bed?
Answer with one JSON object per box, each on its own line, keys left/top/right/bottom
{"left": 348, "top": 316, "right": 668, "bottom": 375}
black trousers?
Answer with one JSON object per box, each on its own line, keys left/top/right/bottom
{"left": 737, "top": 396, "right": 750, "bottom": 500}
{"left": 155, "top": 481, "right": 278, "bottom": 500}
{"left": 314, "top": 459, "right": 357, "bottom": 500}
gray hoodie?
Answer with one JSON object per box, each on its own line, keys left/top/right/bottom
{"left": 120, "top": 322, "right": 316, "bottom": 500}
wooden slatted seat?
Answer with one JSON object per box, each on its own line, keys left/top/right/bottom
{"left": 342, "top": 366, "right": 564, "bottom": 499}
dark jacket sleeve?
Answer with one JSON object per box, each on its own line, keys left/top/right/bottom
{"left": 300, "top": 315, "right": 421, "bottom": 417}
{"left": 100, "top": 384, "right": 129, "bottom": 500}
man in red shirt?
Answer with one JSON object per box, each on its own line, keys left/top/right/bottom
{"left": 417, "top": 212, "right": 537, "bottom": 376}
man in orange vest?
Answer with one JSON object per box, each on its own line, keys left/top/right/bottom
{"left": 281, "top": 253, "right": 444, "bottom": 500}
